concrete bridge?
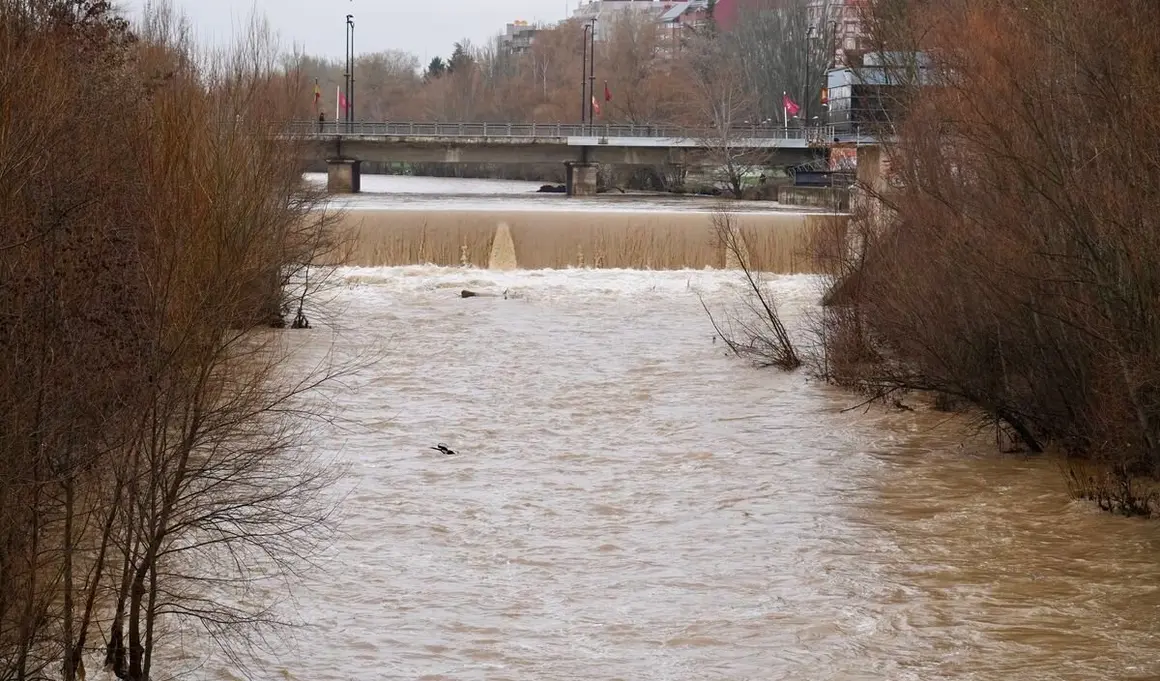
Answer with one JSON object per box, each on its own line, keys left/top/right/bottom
{"left": 286, "top": 121, "right": 835, "bottom": 195}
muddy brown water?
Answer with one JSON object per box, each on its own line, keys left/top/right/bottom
{"left": 191, "top": 178, "right": 1160, "bottom": 680}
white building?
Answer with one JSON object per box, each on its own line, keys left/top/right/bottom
{"left": 572, "top": 0, "right": 669, "bottom": 39}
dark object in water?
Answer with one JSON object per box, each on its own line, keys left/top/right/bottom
{"left": 461, "top": 290, "right": 509, "bottom": 299}
{"left": 430, "top": 443, "right": 457, "bottom": 455}
{"left": 537, "top": 184, "right": 566, "bottom": 193}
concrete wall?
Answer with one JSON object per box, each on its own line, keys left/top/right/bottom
{"left": 779, "top": 186, "right": 850, "bottom": 211}
{"left": 564, "top": 163, "right": 598, "bottom": 196}
{"left": 327, "top": 159, "right": 361, "bottom": 194}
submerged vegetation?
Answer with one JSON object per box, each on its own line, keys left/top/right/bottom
{"left": 0, "top": 1, "right": 349, "bottom": 678}
{"left": 808, "top": 0, "right": 1160, "bottom": 516}
{"left": 701, "top": 209, "right": 801, "bottom": 370}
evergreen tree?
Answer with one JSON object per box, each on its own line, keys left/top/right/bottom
{"left": 425, "top": 55, "right": 446, "bottom": 80}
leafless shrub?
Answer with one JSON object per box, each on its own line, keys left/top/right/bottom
{"left": 1064, "top": 459, "right": 1160, "bottom": 518}
{"left": 808, "top": 0, "right": 1160, "bottom": 513}
{"left": 0, "top": 1, "right": 356, "bottom": 679}
{"left": 701, "top": 209, "right": 800, "bottom": 370}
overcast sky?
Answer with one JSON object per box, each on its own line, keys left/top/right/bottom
{"left": 118, "top": 0, "right": 573, "bottom": 63}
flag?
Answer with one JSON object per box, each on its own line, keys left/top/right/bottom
{"left": 313, "top": 79, "right": 321, "bottom": 111}
{"left": 820, "top": 87, "right": 829, "bottom": 105}
{"left": 782, "top": 92, "right": 800, "bottom": 117}
{"left": 336, "top": 85, "right": 348, "bottom": 121}
{"left": 592, "top": 95, "right": 601, "bottom": 116}
{"left": 604, "top": 81, "right": 612, "bottom": 102}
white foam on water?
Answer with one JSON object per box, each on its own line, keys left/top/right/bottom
{"left": 336, "top": 265, "right": 824, "bottom": 311}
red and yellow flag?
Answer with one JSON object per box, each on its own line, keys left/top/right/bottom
{"left": 313, "top": 79, "right": 322, "bottom": 110}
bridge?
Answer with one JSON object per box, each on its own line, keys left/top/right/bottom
{"left": 287, "top": 121, "right": 836, "bottom": 195}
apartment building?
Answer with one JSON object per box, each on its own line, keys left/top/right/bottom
{"left": 709, "top": 0, "right": 869, "bottom": 66}
{"left": 572, "top": 0, "right": 669, "bottom": 39}
{"left": 499, "top": 20, "right": 540, "bottom": 54}
{"left": 809, "top": 0, "right": 872, "bottom": 67}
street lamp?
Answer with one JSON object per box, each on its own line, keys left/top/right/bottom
{"left": 588, "top": 19, "right": 596, "bottom": 126}
{"left": 804, "top": 24, "right": 816, "bottom": 128}
{"left": 580, "top": 19, "right": 596, "bottom": 127}
{"left": 343, "top": 17, "right": 349, "bottom": 127}
{"left": 580, "top": 22, "right": 590, "bottom": 123}
{"left": 345, "top": 15, "right": 355, "bottom": 125}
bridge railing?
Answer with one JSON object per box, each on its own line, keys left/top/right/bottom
{"left": 288, "top": 120, "right": 835, "bottom": 141}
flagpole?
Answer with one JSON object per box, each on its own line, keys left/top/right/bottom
{"left": 783, "top": 91, "right": 787, "bottom": 133}
{"left": 336, "top": 85, "right": 340, "bottom": 122}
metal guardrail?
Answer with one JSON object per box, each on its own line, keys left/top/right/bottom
{"left": 288, "top": 120, "right": 836, "bottom": 142}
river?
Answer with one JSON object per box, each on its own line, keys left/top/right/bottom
{"left": 216, "top": 177, "right": 1160, "bottom": 680}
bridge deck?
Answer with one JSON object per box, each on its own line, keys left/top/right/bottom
{"left": 287, "top": 121, "right": 837, "bottom": 149}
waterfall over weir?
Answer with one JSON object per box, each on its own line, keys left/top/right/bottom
{"left": 335, "top": 209, "right": 839, "bottom": 273}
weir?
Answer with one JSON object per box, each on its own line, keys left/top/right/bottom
{"left": 337, "top": 209, "right": 840, "bottom": 273}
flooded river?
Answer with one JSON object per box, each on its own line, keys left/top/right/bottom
{"left": 218, "top": 178, "right": 1160, "bottom": 680}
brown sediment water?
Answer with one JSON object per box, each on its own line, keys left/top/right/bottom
{"left": 205, "top": 267, "right": 1160, "bottom": 681}
{"left": 338, "top": 209, "right": 833, "bottom": 272}
{"left": 177, "top": 177, "right": 1160, "bottom": 681}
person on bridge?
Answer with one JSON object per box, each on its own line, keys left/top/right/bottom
{"left": 318, "top": 111, "right": 325, "bottom": 132}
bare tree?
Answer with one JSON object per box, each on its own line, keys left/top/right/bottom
{"left": 677, "top": 35, "right": 769, "bottom": 196}
{"left": 0, "top": 3, "right": 355, "bottom": 680}
{"left": 810, "top": 0, "right": 1160, "bottom": 514}
{"left": 598, "top": 11, "right": 677, "bottom": 124}
{"left": 729, "top": 0, "right": 839, "bottom": 127}
{"left": 701, "top": 210, "right": 800, "bottom": 369}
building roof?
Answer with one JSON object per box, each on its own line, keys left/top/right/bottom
{"left": 660, "top": 2, "right": 691, "bottom": 21}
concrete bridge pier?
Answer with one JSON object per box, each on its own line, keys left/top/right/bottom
{"left": 327, "top": 159, "right": 362, "bottom": 194}
{"left": 564, "top": 162, "right": 597, "bottom": 197}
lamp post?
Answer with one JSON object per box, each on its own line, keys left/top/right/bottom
{"left": 580, "top": 19, "right": 596, "bottom": 128}
{"left": 346, "top": 14, "right": 355, "bottom": 125}
{"left": 804, "top": 24, "right": 816, "bottom": 129}
{"left": 588, "top": 19, "right": 596, "bottom": 127}
{"left": 581, "top": 22, "right": 591, "bottom": 124}
{"left": 825, "top": 20, "right": 836, "bottom": 126}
